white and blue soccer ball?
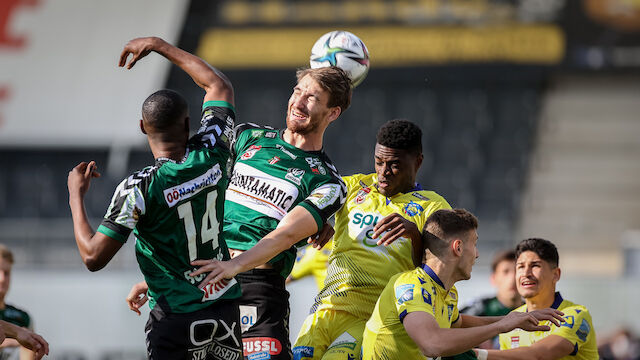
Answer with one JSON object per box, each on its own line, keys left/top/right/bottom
{"left": 310, "top": 30, "right": 370, "bottom": 88}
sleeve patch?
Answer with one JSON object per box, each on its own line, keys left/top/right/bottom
{"left": 576, "top": 319, "right": 590, "bottom": 342}
{"left": 395, "top": 284, "right": 414, "bottom": 305}
{"left": 306, "top": 183, "right": 342, "bottom": 210}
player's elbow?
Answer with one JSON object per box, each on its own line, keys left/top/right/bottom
{"left": 417, "top": 339, "right": 447, "bottom": 358}
{"left": 83, "top": 256, "right": 106, "bottom": 272}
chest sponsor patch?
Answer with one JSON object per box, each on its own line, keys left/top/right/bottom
{"left": 285, "top": 168, "right": 305, "bottom": 185}
{"left": 163, "top": 164, "right": 222, "bottom": 207}
{"left": 403, "top": 201, "right": 424, "bottom": 216}
{"left": 276, "top": 144, "right": 297, "bottom": 159}
{"left": 227, "top": 163, "right": 299, "bottom": 219}
{"left": 354, "top": 186, "right": 371, "bottom": 204}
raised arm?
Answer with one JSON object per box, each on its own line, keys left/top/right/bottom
{"left": 190, "top": 206, "right": 320, "bottom": 287}
{"left": 119, "top": 36, "right": 234, "bottom": 105}
{"left": 68, "top": 161, "right": 123, "bottom": 271}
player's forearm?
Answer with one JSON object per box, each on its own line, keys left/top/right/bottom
{"left": 459, "top": 314, "right": 503, "bottom": 328}
{"left": 69, "top": 196, "right": 104, "bottom": 270}
{"left": 231, "top": 229, "right": 302, "bottom": 274}
{"left": 485, "top": 348, "right": 546, "bottom": 360}
{"left": 150, "top": 37, "right": 232, "bottom": 95}
{"left": 418, "top": 323, "right": 503, "bottom": 357}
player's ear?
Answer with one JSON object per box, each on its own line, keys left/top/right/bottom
{"left": 552, "top": 266, "right": 561, "bottom": 283}
{"left": 140, "top": 119, "right": 147, "bottom": 135}
{"left": 326, "top": 106, "right": 341, "bottom": 124}
{"left": 414, "top": 152, "right": 423, "bottom": 170}
{"left": 452, "top": 239, "right": 463, "bottom": 256}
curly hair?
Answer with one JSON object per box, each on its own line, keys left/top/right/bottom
{"left": 376, "top": 119, "right": 422, "bottom": 154}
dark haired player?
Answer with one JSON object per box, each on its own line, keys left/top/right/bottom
{"left": 68, "top": 37, "right": 241, "bottom": 359}
{"left": 291, "top": 119, "right": 451, "bottom": 360}
{"left": 486, "top": 238, "right": 598, "bottom": 360}
{"left": 362, "top": 210, "right": 565, "bottom": 360}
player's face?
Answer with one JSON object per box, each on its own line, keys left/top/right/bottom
{"left": 286, "top": 75, "right": 337, "bottom": 135}
{"left": 459, "top": 229, "right": 479, "bottom": 280}
{"left": 515, "top": 251, "right": 559, "bottom": 299}
{"left": 374, "top": 144, "right": 422, "bottom": 197}
{"left": 0, "top": 258, "right": 11, "bottom": 299}
{"left": 492, "top": 259, "right": 518, "bottom": 300}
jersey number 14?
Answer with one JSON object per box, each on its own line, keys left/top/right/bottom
{"left": 177, "top": 191, "right": 220, "bottom": 261}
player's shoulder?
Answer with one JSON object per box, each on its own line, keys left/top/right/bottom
{"left": 115, "top": 164, "right": 160, "bottom": 193}
{"left": 234, "top": 122, "right": 275, "bottom": 138}
{"left": 342, "top": 173, "right": 375, "bottom": 188}
{"left": 393, "top": 267, "right": 423, "bottom": 287}
{"left": 409, "top": 189, "right": 450, "bottom": 207}
{"left": 559, "top": 299, "right": 593, "bottom": 319}
{"left": 511, "top": 303, "right": 528, "bottom": 313}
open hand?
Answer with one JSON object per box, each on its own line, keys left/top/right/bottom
{"left": 190, "top": 259, "right": 241, "bottom": 290}
{"left": 371, "top": 213, "right": 419, "bottom": 246}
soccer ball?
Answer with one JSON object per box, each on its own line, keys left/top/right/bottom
{"left": 310, "top": 30, "right": 370, "bottom": 88}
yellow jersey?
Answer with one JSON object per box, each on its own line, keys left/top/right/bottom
{"left": 362, "top": 264, "right": 460, "bottom": 360}
{"left": 310, "top": 173, "right": 451, "bottom": 320}
{"left": 290, "top": 241, "right": 333, "bottom": 290}
{"left": 499, "top": 293, "right": 599, "bottom": 360}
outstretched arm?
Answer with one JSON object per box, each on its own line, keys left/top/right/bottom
{"left": 119, "top": 37, "right": 233, "bottom": 105}
{"left": 68, "top": 161, "right": 123, "bottom": 271}
{"left": 190, "top": 206, "right": 319, "bottom": 287}
{"left": 404, "top": 309, "right": 564, "bottom": 358}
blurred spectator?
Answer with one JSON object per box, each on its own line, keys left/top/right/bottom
{"left": 599, "top": 327, "right": 640, "bottom": 360}
{"left": 0, "top": 244, "right": 34, "bottom": 359}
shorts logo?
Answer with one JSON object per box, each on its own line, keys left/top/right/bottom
{"left": 285, "top": 168, "right": 305, "bottom": 185}
{"left": 239, "top": 305, "right": 257, "bottom": 333}
{"left": 243, "top": 337, "right": 282, "bottom": 356}
{"left": 248, "top": 352, "right": 270, "bottom": 360}
{"left": 241, "top": 145, "right": 262, "bottom": 160}
{"left": 327, "top": 332, "right": 357, "bottom": 351}
{"left": 354, "top": 187, "right": 371, "bottom": 204}
{"left": 395, "top": 284, "right": 414, "bottom": 305}
{"left": 403, "top": 201, "right": 424, "bottom": 216}
{"left": 268, "top": 156, "right": 280, "bottom": 165}
{"left": 510, "top": 336, "right": 520, "bottom": 348}
{"left": 163, "top": 165, "right": 222, "bottom": 207}
{"left": 201, "top": 278, "right": 238, "bottom": 302}
{"left": 188, "top": 319, "right": 241, "bottom": 360}
{"left": 292, "top": 346, "right": 314, "bottom": 360}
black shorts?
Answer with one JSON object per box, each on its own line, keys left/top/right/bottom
{"left": 145, "top": 299, "right": 242, "bottom": 360}
{"left": 236, "top": 269, "right": 292, "bottom": 360}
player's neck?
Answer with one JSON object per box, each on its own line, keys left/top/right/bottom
{"left": 0, "top": 299, "right": 5, "bottom": 309}
{"left": 525, "top": 291, "right": 556, "bottom": 311}
{"left": 424, "top": 260, "right": 457, "bottom": 291}
{"left": 283, "top": 128, "right": 324, "bottom": 151}
{"left": 149, "top": 141, "right": 187, "bottom": 162}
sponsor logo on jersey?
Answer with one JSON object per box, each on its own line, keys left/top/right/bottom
{"left": 561, "top": 315, "right": 574, "bottom": 328}
{"left": 327, "top": 332, "right": 357, "bottom": 351}
{"left": 292, "top": 346, "right": 314, "bottom": 359}
{"left": 395, "top": 284, "right": 414, "bottom": 305}
{"left": 412, "top": 192, "right": 430, "bottom": 201}
{"left": 276, "top": 144, "right": 297, "bottom": 159}
{"left": 239, "top": 305, "right": 257, "bottom": 333}
{"left": 354, "top": 186, "right": 370, "bottom": 204}
{"left": 241, "top": 145, "right": 262, "bottom": 160}
{"left": 227, "top": 163, "right": 299, "bottom": 219}
{"left": 422, "top": 288, "right": 432, "bottom": 305}
{"left": 510, "top": 336, "right": 520, "bottom": 348}
{"left": 305, "top": 157, "right": 327, "bottom": 175}
{"left": 243, "top": 337, "right": 282, "bottom": 356}
{"left": 403, "top": 201, "right": 424, "bottom": 216}
{"left": 265, "top": 131, "right": 277, "bottom": 138}
{"left": 285, "top": 168, "right": 305, "bottom": 185}
{"left": 306, "top": 183, "right": 341, "bottom": 210}
{"left": 251, "top": 130, "right": 263, "bottom": 138}
{"left": 201, "top": 277, "right": 238, "bottom": 302}
{"left": 268, "top": 156, "right": 280, "bottom": 165}
{"left": 163, "top": 164, "right": 222, "bottom": 207}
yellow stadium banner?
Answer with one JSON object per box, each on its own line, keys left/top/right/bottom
{"left": 196, "top": 25, "right": 565, "bottom": 69}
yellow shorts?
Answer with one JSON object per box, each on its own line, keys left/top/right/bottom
{"left": 293, "top": 309, "right": 365, "bottom": 360}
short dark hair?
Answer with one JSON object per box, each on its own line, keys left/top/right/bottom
{"left": 376, "top": 119, "right": 422, "bottom": 155}
{"left": 491, "top": 249, "right": 516, "bottom": 273}
{"left": 296, "top": 66, "right": 352, "bottom": 112}
{"left": 0, "top": 244, "right": 13, "bottom": 264}
{"left": 142, "top": 89, "right": 188, "bottom": 130}
{"left": 515, "top": 238, "right": 559, "bottom": 268}
{"left": 423, "top": 209, "right": 478, "bottom": 258}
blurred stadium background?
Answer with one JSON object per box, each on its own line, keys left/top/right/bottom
{"left": 1, "top": 0, "right": 639, "bottom": 358}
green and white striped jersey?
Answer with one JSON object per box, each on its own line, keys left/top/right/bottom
{"left": 223, "top": 124, "right": 347, "bottom": 277}
{"left": 97, "top": 101, "right": 240, "bottom": 314}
